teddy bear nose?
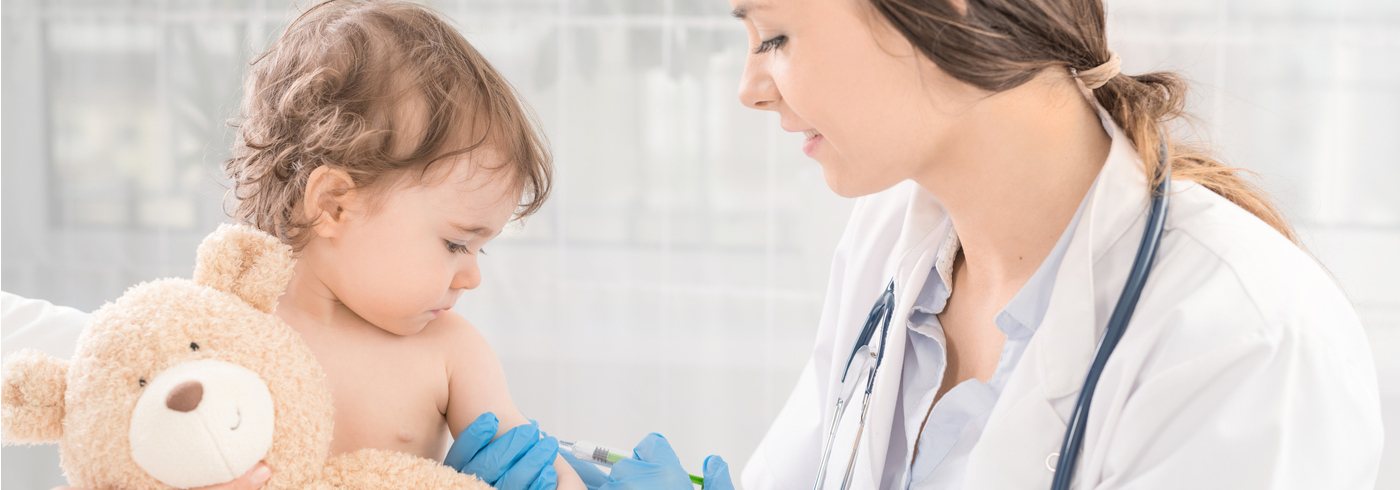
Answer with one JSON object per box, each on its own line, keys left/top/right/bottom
{"left": 166, "top": 380, "right": 204, "bottom": 412}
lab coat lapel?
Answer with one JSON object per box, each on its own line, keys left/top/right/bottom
{"left": 1036, "top": 113, "right": 1151, "bottom": 399}
{"left": 854, "top": 183, "right": 946, "bottom": 489}
{"left": 817, "top": 181, "right": 939, "bottom": 490}
{"left": 963, "top": 110, "right": 1152, "bottom": 490}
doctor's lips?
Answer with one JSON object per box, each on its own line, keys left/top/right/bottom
{"left": 802, "top": 129, "right": 824, "bottom": 157}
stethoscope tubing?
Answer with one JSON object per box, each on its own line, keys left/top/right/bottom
{"left": 1049, "top": 137, "right": 1172, "bottom": 490}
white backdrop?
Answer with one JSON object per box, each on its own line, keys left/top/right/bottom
{"left": 2, "top": 0, "right": 1396, "bottom": 488}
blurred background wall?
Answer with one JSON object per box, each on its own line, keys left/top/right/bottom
{"left": 2, "top": 0, "right": 1396, "bottom": 488}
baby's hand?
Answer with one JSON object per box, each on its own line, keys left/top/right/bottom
{"left": 53, "top": 462, "right": 272, "bottom": 490}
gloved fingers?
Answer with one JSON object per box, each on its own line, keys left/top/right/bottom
{"left": 560, "top": 451, "right": 608, "bottom": 490}
{"left": 595, "top": 461, "right": 657, "bottom": 490}
{"left": 606, "top": 458, "right": 692, "bottom": 488}
{"left": 526, "top": 463, "right": 557, "bottom": 490}
{"left": 701, "top": 455, "right": 734, "bottom": 490}
{"left": 458, "top": 421, "right": 542, "bottom": 483}
{"left": 444, "top": 412, "right": 500, "bottom": 471}
{"left": 631, "top": 433, "right": 683, "bottom": 469}
{"left": 602, "top": 458, "right": 654, "bottom": 482}
{"left": 497, "top": 434, "right": 560, "bottom": 490}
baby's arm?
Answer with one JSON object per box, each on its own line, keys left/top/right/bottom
{"left": 438, "top": 311, "right": 584, "bottom": 490}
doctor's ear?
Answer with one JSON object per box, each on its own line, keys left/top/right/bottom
{"left": 302, "top": 166, "right": 361, "bottom": 238}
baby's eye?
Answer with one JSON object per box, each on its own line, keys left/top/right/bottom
{"left": 445, "top": 240, "right": 471, "bottom": 254}
{"left": 139, "top": 378, "right": 147, "bottom": 388}
{"left": 189, "top": 342, "right": 199, "bottom": 352}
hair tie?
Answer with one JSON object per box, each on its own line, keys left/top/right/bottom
{"left": 1075, "top": 51, "right": 1121, "bottom": 90}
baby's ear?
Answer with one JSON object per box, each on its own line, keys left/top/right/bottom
{"left": 2, "top": 349, "right": 69, "bottom": 443}
{"left": 194, "top": 223, "right": 295, "bottom": 313}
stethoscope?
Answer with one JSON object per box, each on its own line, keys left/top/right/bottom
{"left": 812, "top": 136, "right": 1171, "bottom": 490}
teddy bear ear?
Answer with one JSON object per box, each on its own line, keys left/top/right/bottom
{"left": 2, "top": 349, "right": 69, "bottom": 443}
{"left": 193, "top": 223, "right": 295, "bottom": 313}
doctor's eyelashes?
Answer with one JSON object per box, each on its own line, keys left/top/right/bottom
{"left": 755, "top": 35, "right": 787, "bottom": 54}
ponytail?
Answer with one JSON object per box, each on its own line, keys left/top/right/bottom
{"left": 1093, "top": 72, "right": 1297, "bottom": 242}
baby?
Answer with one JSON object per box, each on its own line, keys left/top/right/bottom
{"left": 222, "top": 1, "right": 580, "bottom": 488}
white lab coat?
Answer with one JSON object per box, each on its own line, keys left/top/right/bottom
{"left": 2, "top": 291, "right": 90, "bottom": 359}
{"left": 741, "top": 118, "right": 1384, "bottom": 489}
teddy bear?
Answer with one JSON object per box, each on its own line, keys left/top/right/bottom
{"left": 2, "top": 224, "right": 492, "bottom": 490}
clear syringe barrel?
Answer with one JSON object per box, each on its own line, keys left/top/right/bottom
{"left": 561, "top": 440, "right": 627, "bottom": 467}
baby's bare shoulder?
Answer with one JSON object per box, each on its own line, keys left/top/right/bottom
{"left": 418, "top": 310, "right": 524, "bottom": 432}
{"left": 416, "top": 310, "right": 492, "bottom": 357}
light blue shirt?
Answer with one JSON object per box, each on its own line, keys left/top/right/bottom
{"left": 881, "top": 192, "right": 1089, "bottom": 490}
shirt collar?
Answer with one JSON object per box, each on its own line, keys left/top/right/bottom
{"left": 907, "top": 183, "right": 1093, "bottom": 340}
{"left": 908, "top": 219, "right": 958, "bottom": 325}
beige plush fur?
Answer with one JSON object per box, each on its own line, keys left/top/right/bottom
{"left": 1, "top": 224, "right": 492, "bottom": 490}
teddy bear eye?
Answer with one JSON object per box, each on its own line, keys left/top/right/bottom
{"left": 189, "top": 342, "right": 199, "bottom": 351}
{"left": 139, "top": 378, "right": 147, "bottom": 388}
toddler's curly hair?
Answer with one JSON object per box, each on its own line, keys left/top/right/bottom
{"left": 224, "top": 0, "right": 551, "bottom": 250}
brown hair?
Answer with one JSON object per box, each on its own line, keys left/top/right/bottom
{"left": 870, "top": 0, "right": 1297, "bottom": 242}
{"left": 224, "top": 0, "right": 552, "bottom": 249}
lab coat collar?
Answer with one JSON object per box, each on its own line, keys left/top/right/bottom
{"left": 858, "top": 184, "right": 947, "bottom": 489}
{"left": 1034, "top": 102, "right": 1152, "bottom": 399}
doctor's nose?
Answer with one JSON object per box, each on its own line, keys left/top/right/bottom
{"left": 738, "top": 58, "right": 779, "bottom": 111}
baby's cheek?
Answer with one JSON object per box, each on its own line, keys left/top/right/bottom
{"left": 340, "top": 246, "right": 445, "bottom": 326}
{"left": 384, "top": 267, "right": 444, "bottom": 313}
{"left": 401, "top": 255, "right": 454, "bottom": 299}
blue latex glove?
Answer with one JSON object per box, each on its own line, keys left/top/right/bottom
{"left": 561, "top": 451, "right": 610, "bottom": 490}
{"left": 445, "top": 412, "right": 559, "bottom": 490}
{"left": 563, "top": 433, "right": 732, "bottom": 490}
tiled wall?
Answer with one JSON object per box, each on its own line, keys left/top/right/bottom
{"left": 2, "top": 0, "right": 1396, "bottom": 488}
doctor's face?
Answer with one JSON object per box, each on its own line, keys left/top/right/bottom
{"left": 732, "top": 0, "right": 986, "bottom": 198}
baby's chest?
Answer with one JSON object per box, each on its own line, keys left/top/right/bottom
{"left": 310, "top": 340, "right": 453, "bottom": 458}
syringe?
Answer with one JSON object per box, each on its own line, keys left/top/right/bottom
{"left": 559, "top": 440, "right": 704, "bottom": 486}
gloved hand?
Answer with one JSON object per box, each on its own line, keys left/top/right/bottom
{"left": 560, "top": 451, "right": 609, "bottom": 490}
{"left": 445, "top": 412, "right": 559, "bottom": 490}
{"left": 563, "top": 433, "right": 733, "bottom": 490}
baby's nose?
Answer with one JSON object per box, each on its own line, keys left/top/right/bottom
{"left": 166, "top": 380, "right": 204, "bottom": 412}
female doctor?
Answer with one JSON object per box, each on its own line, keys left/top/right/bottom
{"left": 571, "top": 0, "right": 1385, "bottom": 488}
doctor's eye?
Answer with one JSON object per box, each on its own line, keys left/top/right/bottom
{"left": 138, "top": 378, "right": 147, "bottom": 388}
{"left": 189, "top": 342, "right": 199, "bottom": 351}
{"left": 755, "top": 34, "right": 787, "bottom": 54}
